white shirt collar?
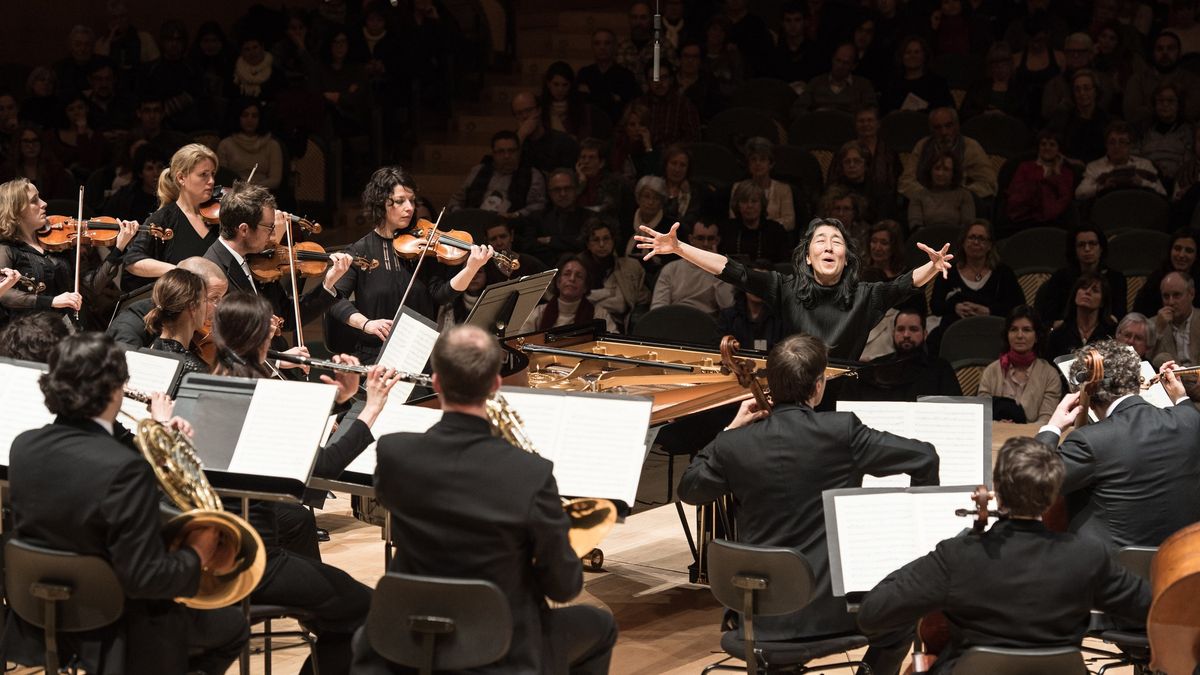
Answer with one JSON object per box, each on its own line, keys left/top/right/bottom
{"left": 218, "top": 237, "right": 247, "bottom": 266}
{"left": 91, "top": 417, "right": 114, "bottom": 436}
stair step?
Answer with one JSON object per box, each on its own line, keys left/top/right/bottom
{"left": 555, "top": 10, "right": 627, "bottom": 34}
{"left": 515, "top": 56, "right": 593, "bottom": 83}
{"left": 515, "top": 29, "right": 597, "bottom": 59}
{"left": 416, "top": 141, "right": 491, "bottom": 168}
{"left": 454, "top": 112, "right": 515, "bottom": 137}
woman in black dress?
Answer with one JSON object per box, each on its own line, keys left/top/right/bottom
{"left": 144, "top": 267, "right": 210, "bottom": 374}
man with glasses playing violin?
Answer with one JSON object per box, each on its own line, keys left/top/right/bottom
{"left": 1036, "top": 339, "right": 1200, "bottom": 551}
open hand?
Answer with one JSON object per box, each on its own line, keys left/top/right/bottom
{"left": 917, "top": 242, "right": 954, "bottom": 278}
{"left": 635, "top": 222, "right": 682, "bottom": 261}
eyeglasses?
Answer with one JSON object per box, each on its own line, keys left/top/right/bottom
{"left": 965, "top": 234, "right": 990, "bottom": 243}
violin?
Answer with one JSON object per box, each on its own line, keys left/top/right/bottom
{"left": 392, "top": 218, "right": 519, "bottom": 275}
{"left": 38, "top": 215, "right": 172, "bottom": 250}
{"left": 192, "top": 322, "right": 217, "bottom": 369}
{"left": 719, "top": 335, "right": 771, "bottom": 411}
{"left": 247, "top": 241, "right": 377, "bottom": 284}
{"left": 906, "top": 486, "right": 996, "bottom": 674}
{"left": 15, "top": 274, "right": 45, "bottom": 293}
{"left": 198, "top": 187, "right": 322, "bottom": 234}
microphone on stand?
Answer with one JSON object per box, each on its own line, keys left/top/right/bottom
{"left": 652, "top": 0, "right": 662, "bottom": 83}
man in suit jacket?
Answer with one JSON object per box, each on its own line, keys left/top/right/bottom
{"left": 202, "top": 181, "right": 351, "bottom": 345}
{"left": 354, "top": 325, "right": 617, "bottom": 674}
{"left": 677, "top": 333, "right": 940, "bottom": 675}
{"left": 1037, "top": 339, "right": 1200, "bottom": 550}
{"left": 1150, "top": 272, "right": 1200, "bottom": 399}
{"left": 858, "top": 437, "right": 1151, "bottom": 674}
{"left": 2, "top": 333, "right": 247, "bottom": 675}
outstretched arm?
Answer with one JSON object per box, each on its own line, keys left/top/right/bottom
{"left": 634, "top": 222, "right": 728, "bottom": 275}
{"left": 911, "top": 242, "right": 954, "bottom": 288}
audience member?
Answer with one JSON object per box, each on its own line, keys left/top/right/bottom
{"left": 1152, "top": 271, "right": 1200, "bottom": 368}
{"left": 54, "top": 25, "right": 102, "bottom": 99}
{"left": 188, "top": 22, "right": 234, "bottom": 131}
{"left": 881, "top": 35, "right": 953, "bottom": 113}
{"left": 1133, "top": 227, "right": 1200, "bottom": 316}
{"left": 314, "top": 30, "right": 371, "bottom": 141}
{"left": 1010, "top": 13, "right": 1065, "bottom": 119}
{"left": 617, "top": 2, "right": 674, "bottom": 89}
{"left": 1039, "top": 33, "right": 1107, "bottom": 121}
{"left": 94, "top": 0, "right": 159, "bottom": 77}
{"left": 611, "top": 102, "right": 658, "bottom": 180}
{"left": 841, "top": 307, "right": 963, "bottom": 401}
{"left": 1134, "top": 83, "right": 1193, "bottom": 183}
{"left": 721, "top": 182, "right": 791, "bottom": 264}
{"left": 770, "top": 2, "right": 820, "bottom": 85}
{"left": 483, "top": 220, "right": 548, "bottom": 287}
{"left": 729, "top": 137, "right": 795, "bottom": 231}
{"left": 575, "top": 137, "right": 629, "bottom": 218}
{"left": 1173, "top": 127, "right": 1200, "bottom": 220}
{"left": 928, "top": 220, "right": 1023, "bottom": 350}
{"left": 860, "top": 220, "right": 906, "bottom": 282}
{"left": 660, "top": 144, "right": 700, "bottom": 226}
{"left": 539, "top": 61, "right": 596, "bottom": 141}
{"left": 1124, "top": 32, "right": 1200, "bottom": 124}
{"left": 979, "top": 305, "right": 1062, "bottom": 424}
{"left": 1046, "top": 70, "right": 1111, "bottom": 165}
{"left": 512, "top": 90, "right": 579, "bottom": 174}
{"left": 1004, "top": 129, "right": 1076, "bottom": 228}
{"left": 719, "top": 270, "right": 785, "bottom": 351}
{"left": 702, "top": 16, "right": 745, "bottom": 100}
{"left": 634, "top": 62, "right": 701, "bottom": 150}
{"left": 577, "top": 28, "right": 642, "bottom": 126}
{"left": 231, "top": 36, "right": 281, "bottom": 101}
{"left": 651, "top": 219, "right": 735, "bottom": 316}
{"left": 908, "top": 152, "right": 976, "bottom": 230}
{"left": 217, "top": 99, "right": 285, "bottom": 190}
{"left": 851, "top": 16, "right": 892, "bottom": 89}
{"left": 141, "top": 21, "right": 204, "bottom": 132}
{"left": 827, "top": 141, "right": 896, "bottom": 221}
{"left": 854, "top": 105, "right": 901, "bottom": 202}
{"left": 1036, "top": 224, "right": 1127, "bottom": 325}
{"left": 528, "top": 168, "right": 587, "bottom": 264}
{"left": 581, "top": 219, "right": 649, "bottom": 329}
{"left": 82, "top": 61, "right": 133, "bottom": 134}
{"left": 900, "top": 107, "right": 997, "bottom": 201}
{"left": 963, "top": 41, "right": 1029, "bottom": 122}
{"left": 676, "top": 39, "right": 724, "bottom": 121}
{"left": 1044, "top": 272, "right": 1118, "bottom": 359}
{"left": 0, "top": 125, "right": 76, "bottom": 201}
{"left": 519, "top": 256, "right": 618, "bottom": 333}
{"left": 129, "top": 96, "right": 191, "bottom": 160}
{"left": 818, "top": 185, "right": 869, "bottom": 244}
{"left": 626, "top": 175, "right": 669, "bottom": 262}
{"left": 1075, "top": 121, "right": 1166, "bottom": 200}
{"left": 448, "top": 131, "right": 546, "bottom": 225}
{"left": 20, "top": 67, "right": 60, "bottom": 131}
{"left": 722, "top": 0, "right": 773, "bottom": 77}
{"left": 101, "top": 145, "right": 164, "bottom": 222}
{"left": 1115, "top": 311, "right": 1156, "bottom": 360}
{"left": 46, "top": 95, "right": 109, "bottom": 181}
{"left": 794, "top": 43, "right": 877, "bottom": 114}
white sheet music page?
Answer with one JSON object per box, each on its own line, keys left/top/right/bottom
{"left": 347, "top": 404, "right": 443, "bottom": 476}
{"left": 0, "top": 363, "right": 55, "bottom": 466}
{"left": 498, "top": 388, "right": 653, "bottom": 505}
{"left": 226, "top": 379, "right": 338, "bottom": 482}
{"left": 913, "top": 491, "right": 976, "bottom": 555}
{"left": 832, "top": 492, "right": 918, "bottom": 592}
{"left": 373, "top": 309, "right": 440, "bottom": 442}
{"left": 121, "top": 351, "right": 182, "bottom": 422}
{"left": 837, "top": 401, "right": 985, "bottom": 488}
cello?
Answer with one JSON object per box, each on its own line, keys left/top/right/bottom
{"left": 1148, "top": 522, "right": 1200, "bottom": 674}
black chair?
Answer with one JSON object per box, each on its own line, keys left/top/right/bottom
{"left": 1108, "top": 230, "right": 1173, "bottom": 276}
{"left": 631, "top": 304, "right": 722, "bottom": 347}
{"left": 1092, "top": 189, "right": 1170, "bottom": 232}
{"left": 880, "top": 110, "right": 928, "bottom": 152}
{"left": 1093, "top": 546, "right": 1156, "bottom": 675}
{"left": 365, "top": 572, "right": 511, "bottom": 675}
{"left": 704, "top": 107, "right": 784, "bottom": 150}
{"left": 939, "top": 315, "right": 1006, "bottom": 365}
{"left": 4, "top": 539, "right": 125, "bottom": 674}
{"left": 245, "top": 604, "right": 321, "bottom": 675}
{"left": 951, "top": 645, "right": 1087, "bottom": 674}
{"left": 788, "top": 110, "right": 856, "bottom": 150}
{"left": 774, "top": 144, "right": 826, "bottom": 194}
{"left": 997, "top": 226, "right": 1067, "bottom": 271}
{"left": 687, "top": 142, "right": 746, "bottom": 186}
{"left": 961, "top": 113, "right": 1032, "bottom": 158}
{"left": 733, "top": 77, "right": 798, "bottom": 124}
{"left": 703, "top": 539, "right": 870, "bottom": 675}
{"left": 904, "top": 224, "right": 962, "bottom": 270}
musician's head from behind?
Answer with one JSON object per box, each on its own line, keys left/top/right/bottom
{"left": 362, "top": 165, "right": 417, "bottom": 233}
{"left": 766, "top": 333, "right": 829, "bottom": 407}
{"left": 430, "top": 324, "right": 503, "bottom": 408}
{"left": 0, "top": 177, "right": 47, "bottom": 240}
{"left": 893, "top": 308, "right": 927, "bottom": 354}
{"left": 212, "top": 291, "right": 274, "bottom": 378}
{"left": 794, "top": 217, "right": 861, "bottom": 308}
{"left": 218, "top": 180, "right": 276, "bottom": 253}
{"left": 1067, "top": 338, "right": 1141, "bottom": 412}
{"left": 0, "top": 311, "right": 71, "bottom": 362}
{"left": 40, "top": 332, "right": 129, "bottom": 421}
{"left": 994, "top": 436, "right": 1064, "bottom": 519}
{"left": 145, "top": 268, "right": 207, "bottom": 337}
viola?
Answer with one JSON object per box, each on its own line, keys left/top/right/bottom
{"left": 38, "top": 215, "right": 172, "bottom": 250}
{"left": 719, "top": 335, "right": 771, "bottom": 411}
{"left": 392, "top": 218, "right": 519, "bottom": 275}
{"left": 247, "top": 241, "right": 377, "bottom": 283}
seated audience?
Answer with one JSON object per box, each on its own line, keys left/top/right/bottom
{"left": 720, "top": 182, "right": 791, "bottom": 264}
{"left": 650, "top": 219, "right": 735, "bottom": 316}
{"left": 101, "top": 144, "right": 164, "bottom": 222}
{"left": 842, "top": 307, "right": 963, "bottom": 401}
{"left": 1004, "top": 129, "right": 1076, "bottom": 229}
{"left": 770, "top": 2, "right": 820, "bottom": 86}
{"left": 1124, "top": 32, "right": 1200, "bottom": 125}
{"left": 718, "top": 261, "right": 784, "bottom": 352}
{"left": 217, "top": 99, "right": 284, "bottom": 189}
{"left": 702, "top": 16, "right": 745, "bottom": 100}
{"left": 962, "top": 41, "right": 1029, "bottom": 122}
{"left": 0, "top": 124, "right": 76, "bottom": 201}
{"left": 577, "top": 28, "right": 641, "bottom": 127}
{"left": 1038, "top": 32, "right": 1108, "bottom": 122}
{"left": 520, "top": 255, "right": 618, "bottom": 333}
{"left": 907, "top": 152, "right": 976, "bottom": 231}
{"left": 860, "top": 220, "right": 906, "bottom": 282}
{"left": 1133, "top": 227, "right": 1200, "bottom": 316}
{"left": 512, "top": 90, "right": 579, "bottom": 174}
{"left": 1134, "top": 83, "right": 1193, "bottom": 184}
{"left": 528, "top": 168, "right": 588, "bottom": 264}
{"left": 881, "top": 35, "right": 953, "bottom": 113}
{"left": 854, "top": 105, "right": 901, "bottom": 201}
{"left": 1044, "top": 272, "right": 1118, "bottom": 359}
{"left": 729, "top": 137, "right": 795, "bottom": 232}
{"left": 448, "top": 131, "right": 547, "bottom": 226}
{"left": 899, "top": 107, "right": 997, "bottom": 201}
{"left": 1075, "top": 121, "right": 1166, "bottom": 200}
{"left": 582, "top": 219, "right": 649, "bottom": 329}
{"left": 1152, "top": 271, "right": 1200, "bottom": 369}
{"left": 1035, "top": 224, "right": 1127, "bottom": 325}
{"left": 482, "top": 220, "right": 547, "bottom": 286}
{"left": 928, "top": 220, "right": 1023, "bottom": 351}
{"left": 676, "top": 39, "right": 724, "bottom": 121}
{"left": 1046, "top": 69, "right": 1110, "bottom": 164}
{"left": 625, "top": 176, "right": 669, "bottom": 264}
{"left": 576, "top": 137, "right": 630, "bottom": 219}
{"left": 979, "top": 305, "right": 1062, "bottom": 424}
{"left": 633, "top": 62, "right": 700, "bottom": 150}
{"left": 794, "top": 43, "right": 877, "bottom": 114}
{"left": 539, "top": 61, "right": 596, "bottom": 141}
{"left": 610, "top": 102, "right": 658, "bottom": 180}
{"left": 1116, "top": 311, "right": 1157, "bottom": 361}
{"left": 828, "top": 141, "right": 897, "bottom": 221}
{"left": 660, "top": 144, "right": 701, "bottom": 226}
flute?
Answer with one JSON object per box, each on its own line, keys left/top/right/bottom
{"left": 267, "top": 350, "right": 432, "bottom": 386}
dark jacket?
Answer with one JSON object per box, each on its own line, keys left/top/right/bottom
{"left": 678, "top": 403, "right": 939, "bottom": 640}
{"left": 840, "top": 349, "right": 963, "bottom": 402}
{"left": 203, "top": 238, "right": 337, "bottom": 337}
{"left": 464, "top": 158, "right": 536, "bottom": 213}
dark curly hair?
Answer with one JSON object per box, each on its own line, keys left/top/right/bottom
{"left": 0, "top": 311, "right": 72, "bottom": 362}
{"left": 791, "top": 217, "right": 862, "bottom": 310}
{"left": 361, "top": 166, "right": 418, "bottom": 230}
{"left": 40, "top": 333, "right": 128, "bottom": 419}
{"left": 212, "top": 291, "right": 274, "bottom": 379}
{"left": 1067, "top": 338, "right": 1141, "bottom": 410}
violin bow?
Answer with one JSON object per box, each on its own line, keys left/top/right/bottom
{"left": 283, "top": 209, "right": 305, "bottom": 348}
{"left": 395, "top": 207, "right": 444, "bottom": 318}
{"left": 72, "top": 186, "right": 84, "bottom": 323}
{"left": 247, "top": 163, "right": 259, "bottom": 184}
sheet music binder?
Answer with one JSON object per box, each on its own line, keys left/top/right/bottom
{"left": 172, "top": 373, "right": 323, "bottom": 501}
{"left": 916, "top": 395, "right": 994, "bottom": 488}
{"left": 822, "top": 485, "right": 978, "bottom": 597}
{"left": 464, "top": 269, "right": 556, "bottom": 337}
{"left": 0, "top": 357, "right": 52, "bottom": 481}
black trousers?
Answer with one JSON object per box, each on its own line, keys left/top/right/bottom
{"left": 186, "top": 606, "right": 251, "bottom": 675}
{"left": 253, "top": 546, "right": 372, "bottom": 675}
{"left": 348, "top": 604, "right": 618, "bottom": 674}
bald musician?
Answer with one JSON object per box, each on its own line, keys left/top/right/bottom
{"left": 107, "top": 255, "right": 227, "bottom": 348}
{"left": 858, "top": 437, "right": 1151, "bottom": 674}
{"left": 356, "top": 325, "right": 617, "bottom": 674}
{"left": 677, "top": 333, "right": 939, "bottom": 675}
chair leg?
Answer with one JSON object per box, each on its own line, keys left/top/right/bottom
{"left": 263, "top": 618, "right": 272, "bottom": 675}
{"left": 419, "top": 632, "right": 435, "bottom": 675}
{"left": 666, "top": 452, "right": 675, "bottom": 503}
{"left": 307, "top": 625, "right": 320, "bottom": 675}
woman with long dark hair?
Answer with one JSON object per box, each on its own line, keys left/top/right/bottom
{"left": 1045, "top": 272, "right": 1117, "bottom": 359}
{"left": 539, "top": 60, "right": 594, "bottom": 140}
{"left": 979, "top": 304, "right": 1062, "bottom": 424}
{"left": 1034, "top": 223, "right": 1127, "bottom": 324}
{"left": 636, "top": 216, "right": 953, "bottom": 359}
{"left": 1132, "top": 227, "right": 1200, "bottom": 317}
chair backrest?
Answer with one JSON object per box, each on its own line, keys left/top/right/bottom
{"left": 905, "top": 224, "right": 963, "bottom": 269}
{"left": 1107, "top": 230, "right": 1173, "bottom": 276}
{"left": 439, "top": 207, "right": 502, "bottom": 243}
{"left": 733, "top": 78, "right": 798, "bottom": 123}
{"left": 773, "top": 144, "right": 825, "bottom": 194}
{"left": 1014, "top": 269, "right": 1054, "bottom": 306}
{"left": 998, "top": 226, "right": 1067, "bottom": 270}
{"left": 631, "top": 304, "right": 721, "bottom": 347}
{"left": 366, "top": 572, "right": 512, "bottom": 671}
{"left": 686, "top": 142, "right": 746, "bottom": 186}
{"left": 1116, "top": 546, "right": 1157, "bottom": 581}
{"left": 4, "top": 539, "right": 124, "bottom": 633}
{"left": 788, "top": 110, "right": 856, "bottom": 150}
{"left": 706, "top": 539, "right": 815, "bottom": 617}
{"left": 1092, "top": 189, "right": 1170, "bottom": 232}
{"left": 953, "top": 361, "right": 989, "bottom": 396}
{"left": 961, "top": 113, "right": 1032, "bottom": 158}
{"left": 704, "top": 107, "right": 784, "bottom": 150}
{"left": 952, "top": 646, "right": 1087, "bottom": 675}
{"left": 939, "top": 316, "right": 1006, "bottom": 364}
{"left": 880, "top": 110, "right": 929, "bottom": 152}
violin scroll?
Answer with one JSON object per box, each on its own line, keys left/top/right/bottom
{"left": 719, "top": 335, "right": 772, "bottom": 411}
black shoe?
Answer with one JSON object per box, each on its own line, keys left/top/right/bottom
{"left": 317, "top": 527, "right": 330, "bottom": 542}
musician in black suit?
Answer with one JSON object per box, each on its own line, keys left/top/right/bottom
{"left": 1035, "top": 339, "right": 1200, "bottom": 550}
{"left": 2, "top": 332, "right": 247, "bottom": 674}
{"left": 355, "top": 324, "right": 617, "bottom": 674}
{"left": 202, "top": 181, "right": 352, "bottom": 349}
{"left": 857, "top": 437, "right": 1151, "bottom": 674}
{"left": 677, "top": 333, "right": 940, "bottom": 675}
{"left": 107, "top": 256, "right": 228, "bottom": 349}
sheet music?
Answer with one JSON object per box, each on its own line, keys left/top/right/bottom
{"left": 0, "top": 363, "right": 54, "bottom": 465}
{"left": 830, "top": 489, "right": 976, "bottom": 593}
{"left": 838, "top": 401, "right": 985, "bottom": 488}
{"left": 374, "top": 309, "right": 440, "bottom": 430}
{"left": 227, "top": 379, "right": 337, "bottom": 482}
{"left": 121, "top": 351, "right": 182, "bottom": 422}
{"left": 1056, "top": 350, "right": 1173, "bottom": 411}
{"left": 345, "top": 403, "right": 443, "bottom": 476}
{"left": 497, "top": 388, "right": 653, "bottom": 505}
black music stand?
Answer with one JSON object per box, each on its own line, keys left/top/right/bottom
{"left": 465, "top": 269, "right": 556, "bottom": 338}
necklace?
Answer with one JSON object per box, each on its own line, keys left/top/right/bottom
{"left": 961, "top": 264, "right": 984, "bottom": 282}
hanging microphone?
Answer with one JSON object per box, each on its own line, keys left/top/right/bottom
{"left": 652, "top": 0, "right": 662, "bottom": 83}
